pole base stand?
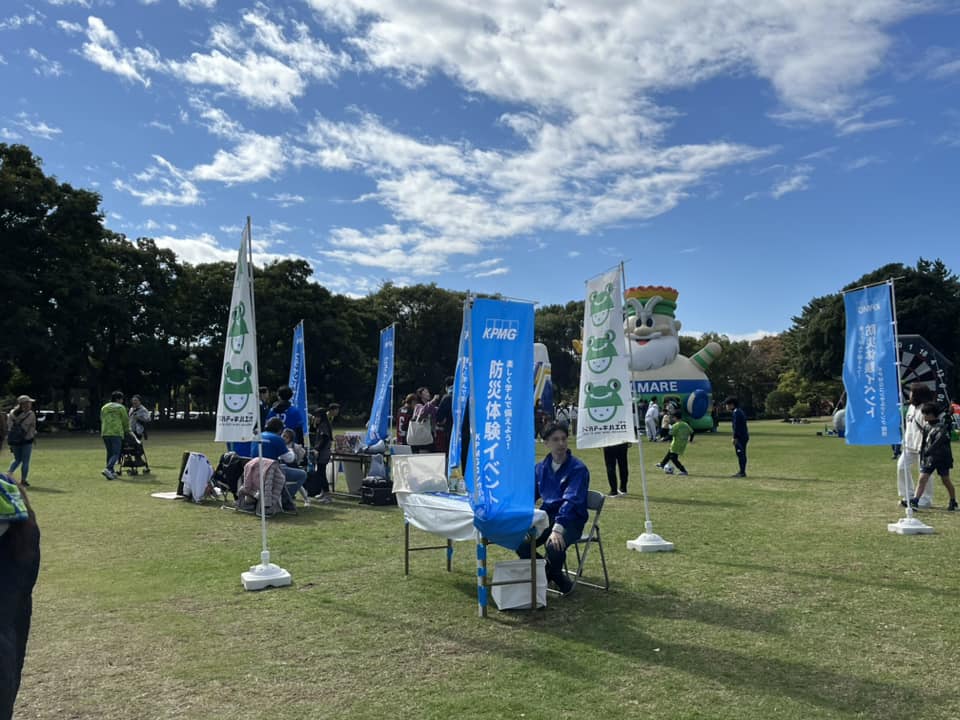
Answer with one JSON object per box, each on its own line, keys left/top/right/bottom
{"left": 887, "top": 517, "right": 934, "bottom": 535}
{"left": 241, "top": 550, "right": 292, "bottom": 590}
{"left": 627, "top": 533, "right": 675, "bottom": 552}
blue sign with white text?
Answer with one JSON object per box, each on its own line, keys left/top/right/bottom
{"left": 468, "top": 298, "right": 534, "bottom": 549}
{"left": 842, "top": 284, "right": 902, "bottom": 446}
{"left": 288, "top": 322, "right": 309, "bottom": 440}
{"left": 365, "top": 325, "right": 395, "bottom": 446}
{"left": 449, "top": 309, "right": 470, "bottom": 477}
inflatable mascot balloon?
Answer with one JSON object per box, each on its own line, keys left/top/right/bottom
{"left": 573, "top": 286, "right": 722, "bottom": 431}
{"left": 623, "top": 286, "right": 721, "bottom": 432}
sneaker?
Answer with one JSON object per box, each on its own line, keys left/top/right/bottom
{"left": 730, "top": 472, "right": 746, "bottom": 478}
{"left": 909, "top": 497, "right": 919, "bottom": 509}
{"left": 102, "top": 469, "right": 115, "bottom": 480}
{"left": 318, "top": 495, "right": 333, "bottom": 504}
{"left": 555, "top": 576, "right": 575, "bottom": 596}
{"left": 948, "top": 499, "right": 958, "bottom": 512}
{"left": 21, "top": 480, "right": 30, "bottom": 487}
{"left": 678, "top": 471, "right": 689, "bottom": 476}
{"left": 899, "top": 499, "right": 908, "bottom": 508}
{"left": 619, "top": 489, "right": 627, "bottom": 495}
{"left": 654, "top": 463, "right": 664, "bottom": 469}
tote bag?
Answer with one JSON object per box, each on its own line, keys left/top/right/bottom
{"left": 406, "top": 406, "right": 434, "bottom": 446}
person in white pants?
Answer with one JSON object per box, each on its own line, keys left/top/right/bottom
{"left": 644, "top": 397, "right": 660, "bottom": 442}
{"left": 898, "top": 385, "right": 935, "bottom": 508}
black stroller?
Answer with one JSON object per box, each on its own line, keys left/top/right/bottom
{"left": 120, "top": 431, "right": 151, "bottom": 475}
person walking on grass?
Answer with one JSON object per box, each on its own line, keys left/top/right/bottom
{"left": 655, "top": 412, "right": 692, "bottom": 476}
{"left": 726, "top": 396, "right": 749, "bottom": 477}
{"left": 7, "top": 396, "right": 38, "bottom": 487}
{"left": 100, "top": 391, "right": 129, "bottom": 480}
{"left": 908, "top": 402, "right": 957, "bottom": 512}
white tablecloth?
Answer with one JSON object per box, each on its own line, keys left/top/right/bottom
{"left": 398, "top": 491, "right": 549, "bottom": 543}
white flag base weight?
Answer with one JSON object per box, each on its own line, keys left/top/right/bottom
{"left": 887, "top": 516, "right": 934, "bottom": 535}
{"left": 242, "top": 551, "right": 292, "bottom": 591}
{"left": 627, "top": 521, "right": 675, "bottom": 553}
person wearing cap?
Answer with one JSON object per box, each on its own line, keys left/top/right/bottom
{"left": 100, "top": 391, "right": 129, "bottom": 480}
{"left": 7, "top": 396, "right": 38, "bottom": 487}
{"left": 517, "top": 422, "right": 590, "bottom": 596}
{"left": 0, "top": 475, "right": 41, "bottom": 718}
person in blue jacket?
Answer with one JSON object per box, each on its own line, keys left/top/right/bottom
{"left": 260, "top": 417, "right": 307, "bottom": 509}
{"left": 726, "top": 396, "right": 749, "bottom": 477}
{"left": 518, "top": 422, "right": 589, "bottom": 596}
{"left": 266, "top": 385, "right": 306, "bottom": 445}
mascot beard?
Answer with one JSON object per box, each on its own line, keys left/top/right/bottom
{"left": 629, "top": 334, "right": 680, "bottom": 372}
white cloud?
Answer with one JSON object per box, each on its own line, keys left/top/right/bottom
{"left": 746, "top": 164, "right": 812, "bottom": 200}
{"left": 474, "top": 266, "right": 509, "bottom": 278}
{"left": 0, "top": 14, "right": 43, "bottom": 31}
{"left": 845, "top": 155, "right": 883, "bottom": 171}
{"left": 0, "top": 128, "right": 22, "bottom": 141}
{"left": 771, "top": 166, "right": 812, "bottom": 199}
{"left": 14, "top": 113, "right": 62, "bottom": 139}
{"left": 929, "top": 59, "right": 960, "bottom": 80}
{"left": 81, "top": 17, "right": 159, "bottom": 87}
{"left": 836, "top": 118, "right": 904, "bottom": 135}
{"left": 168, "top": 49, "right": 304, "bottom": 109}
{"left": 114, "top": 155, "right": 202, "bottom": 206}
{"left": 147, "top": 120, "right": 173, "bottom": 133}
{"left": 47, "top": 0, "right": 90, "bottom": 6}
{"left": 28, "top": 48, "right": 64, "bottom": 77}
{"left": 179, "top": 0, "right": 217, "bottom": 8}
{"left": 56, "top": 20, "right": 83, "bottom": 33}
{"left": 189, "top": 133, "right": 286, "bottom": 183}
{"left": 269, "top": 193, "right": 305, "bottom": 207}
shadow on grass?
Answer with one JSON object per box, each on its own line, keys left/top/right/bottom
{"left": 415, "top": 588, "right": 930, "bottom": 719}
{"left": 643, "top": 495, "right": 746, "bottom": 509}
{"left": 713, "top": 559, "right": 960, "bottom": 600}
{"left": 20, "top": 485, "right": 67, "bottom": 494}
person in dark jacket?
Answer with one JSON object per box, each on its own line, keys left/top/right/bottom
{"left": 266, "top": 385, "right": 306, "bottom": 445}
{"left": 517, "top": 422, "right": 589, "bottom": 596}
{"left": 305, "top": 404, "right": 338, "bottom": 501}
{"left": 910, "top": 402, "right": 956, "bottom": 511}
{"left": 0, "top": 476, "right": 40, "bottom": 720}
{"left": 726, "top": 396, "right": 749, "bottom": 477}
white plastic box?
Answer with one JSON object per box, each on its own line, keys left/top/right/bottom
{"left": 491, "top": 559, "right": 547, "bottom": 610}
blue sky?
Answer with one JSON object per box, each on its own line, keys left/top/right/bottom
{"left": 2, "top": 0, "right": 959, "bottom": 339}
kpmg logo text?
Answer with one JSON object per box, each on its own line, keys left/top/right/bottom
{"left": 482, "top": 318, "right": 519, "bottom": 341}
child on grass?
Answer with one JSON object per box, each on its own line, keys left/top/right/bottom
{"left": 655, "top": 412, "right": 692, "bottom": 476}
{"left": 910, "top": 402, "right": 957, "bottom": 511}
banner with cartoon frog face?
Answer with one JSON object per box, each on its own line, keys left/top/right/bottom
{"left": 215, "top": 223, "right": 261, "bottom": 443}
{"left": 577, "top": 268, "right": 636, "bottom": 449}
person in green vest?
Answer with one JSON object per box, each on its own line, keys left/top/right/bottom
{"left": 100, "top": 391, "right": 129, "bottom": 480}
{"left": 655, "top": 411, "right": 693, "bottom": 476}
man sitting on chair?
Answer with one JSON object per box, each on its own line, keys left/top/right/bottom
{"left": 261, "top": 417, "right": 307, "bottom": 509}
{"left": 517, "top": 422, "right": 589, "bottom": 596}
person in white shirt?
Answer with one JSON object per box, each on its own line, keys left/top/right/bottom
{"left": 898, "top": 385, "right": 935, "bottom": 508}
{"left": 644, "top": 397, "right": 661, "bottom": 442}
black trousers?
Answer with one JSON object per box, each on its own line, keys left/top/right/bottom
{"left": 304, "top": 461, "right": 330, "bottom": 496}
{"left": 602, "top": 443, "right": 629, "bottom": 493}
{"left": 734, "top": 438, "right": 748, "bottom": 474}
{"left": 659, "top": 451, "right": 687, "bottom": 473}
{"left": 0, "top": 521, "right": 41, "bottom": 720}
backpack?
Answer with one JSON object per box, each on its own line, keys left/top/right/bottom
{"left": 8, "top": 416, "right": 27, "bottom": 446}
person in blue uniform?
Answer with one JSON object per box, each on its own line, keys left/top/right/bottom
{"left": 517, "top": 422, "right": 589, "bottom": 596}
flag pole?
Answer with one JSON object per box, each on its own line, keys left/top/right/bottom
{"left": 886, "top": 278, "right": 933, "bottom": 535}
{"left": 240, "top": 216, "right": 292, "bottom": 588}
{"left": 620, "top": 261, "right": 674, "bottom": 553}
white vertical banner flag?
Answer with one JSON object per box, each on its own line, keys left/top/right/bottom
{"left": 215, "top": 221, "right": 261, "bottom": 443}
{"left": 576, "top": 268, "right": 636, "bottom": 449}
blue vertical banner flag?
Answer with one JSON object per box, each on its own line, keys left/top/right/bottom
{"left": 842, "top": 282, "right": 903, "bottom": 446}
{"left": 468, "top": 298, "right": 535, "bottom": 549}
{"left": 287, "top": 321, "right": 309, "bottom": 442}
{"left": 364, "top": 324, "right": 395, "bottom": 445}
{"left": 449, "top": 305, "right": 470, "bottom": 478}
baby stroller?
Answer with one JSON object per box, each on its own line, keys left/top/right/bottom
{"left": 120, "top": 431, "right": 151, "bottom": 475}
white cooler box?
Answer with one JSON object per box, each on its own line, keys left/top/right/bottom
{"left": 491, "top": 559, "right": 547, "bottom": 610}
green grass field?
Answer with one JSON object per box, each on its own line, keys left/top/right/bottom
{"left": 11, "top": 421, "right": 960, "bottom": 720}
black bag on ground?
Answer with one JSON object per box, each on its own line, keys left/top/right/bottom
{"left": 360, "top": 476, "right": 395, "bottom": 506}
{"left": 213, "top": 452, "right": 251, "bottom": 498}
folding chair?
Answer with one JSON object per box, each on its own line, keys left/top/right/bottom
{"left": 563, "top": 489, "right": 610, "bottom": 590}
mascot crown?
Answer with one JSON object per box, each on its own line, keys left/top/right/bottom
{"left": 624, "top": 286, "right": 679, "bottom": 318}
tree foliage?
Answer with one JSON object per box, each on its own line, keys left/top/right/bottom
{"left": 3, "top": 143, "right": 957, "bottom": 422}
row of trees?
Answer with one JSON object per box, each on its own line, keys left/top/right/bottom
{"left": 3, "top": 143, "right": 958, "bottom": 423}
